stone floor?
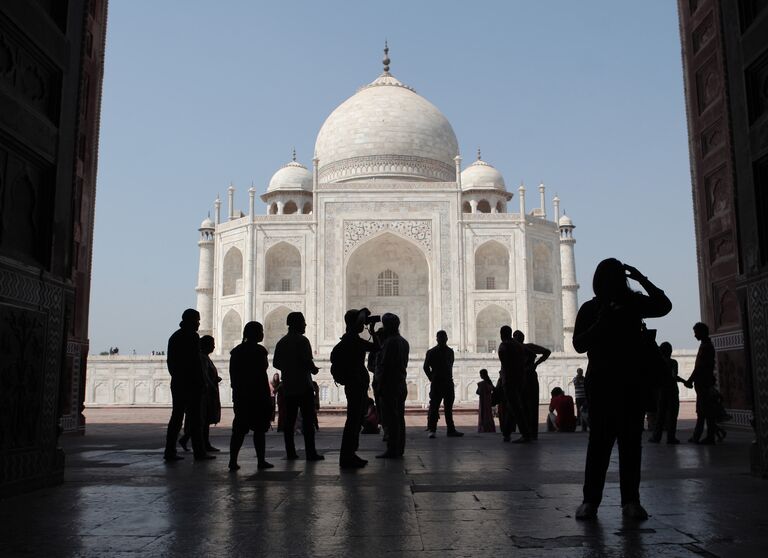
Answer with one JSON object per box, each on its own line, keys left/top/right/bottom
{"left": 1, "top": 409, "right": 767, "bottom": 557}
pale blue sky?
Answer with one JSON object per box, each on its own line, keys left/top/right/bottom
{"left": 92, "top": 1, "right": 699, "bottom": 354}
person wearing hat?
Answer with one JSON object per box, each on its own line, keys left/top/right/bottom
{"left": 272, "top": 311, "right": 324, "bottom": 461}
{"left": 333, "top": 308, "right": 379, "bottom": 468}
{"left": 164, "top": 308, "right": 213, "bottom": 461}
{"left": 375, "top": 313, "right": 410, "bottom": 458}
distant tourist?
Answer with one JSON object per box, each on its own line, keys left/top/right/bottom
{"left": 361, "top": 397, "right": 380, "bottom": 434}
{"left": 375, "top": 313, "right": 409, "bottom": 459}
{"left": 685, "top": 323, "right": 718, "bottom": 445}
{"left": 513, "top": 330, "right": 550, "bottom": 440}
{"left": 648, "top": 341, "right": 684, "bottom": 444}
{"left": 547, "top": 387, "right": 576, "bottom": 432}
{"left": 498, "top": 326, "right": 530, "bottom": 443}
{"left": 570, "top": 367, "right": 587, "bottom": 431}
{"left": 424, "top": 331, "right": 463, "bottom": 438}
{"left": 164, "top": 309, "right": 214, "bottom": 461}
{"left": 573, "top": 259, "right": 671, "bottom": 521}
{"left": 476, "top": 369, "right": 496, "bottom": 433}
{"left": 312, "top": 380, "right": 320, "bottom": 431}
{"left": 228, "top": 321, "right": 273, "bottom": 471}
{"left": 272, "top": 312, "right": 324, "bottom": 461}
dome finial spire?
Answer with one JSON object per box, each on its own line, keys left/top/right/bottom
{"left": 292, "top": 147, "right": 296, "bottom": 162}
{"left": 382, "top": 40, "right": 390, "bottom": 73}
{"left": 477, "top": 147, "right": 482, "bottom": 161}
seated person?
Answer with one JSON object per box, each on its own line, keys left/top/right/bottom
{"left": 547, "top": 387, "right": 577, "bottom": 432}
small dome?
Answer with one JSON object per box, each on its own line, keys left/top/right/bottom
{"left": 267, "top": 159, "right": 312, "bottom": 193}
{"left": 558, "top": 214, "right": 574, "bottom": 227}
{"left": 199, "top": 216, "right": 214, "bottom": 230}
{"left": 461, "top": 156, "right": 506, "bottom": 191}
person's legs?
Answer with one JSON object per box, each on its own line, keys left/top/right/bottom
{"left": 397, "top": 384, "right": 407, "bottom": 455}
{"left": 576, "top": 397, "right": 585, "bottom": 426}
{"left": 527, "top": 374, "right": 540, "bottom": 439}
{"left": 667, "top": 396, "right": 680, "bottom": 442}
{"left": 507, "top": 382, "right": 530, "bottom": 440}
{"left": 299, "top": 392, "right": 320, "bottom": 457}
{"left": 582, "top": 403, "right": 617, "bottom": 508}
{"left": 427, "top": 382, "right": 441, "bottom": 432}
{"left": 340, "top": 385, "right": 365, "bottom": 461}
{"left": 651, "top": 391, "right": 668, "bottom": 441}
{"left": 253, "top": 429, "right": 271, "bottom": 467}
{"left": 692, "top": 390, "right": 705, "bottom": 442}
{"left": 187, "top": 391, "right": 206, "bottom": 457}
{"left": 165, "top": 383, "right": 187, "bottom": 458}
{"left": 283, "top": 396, "right": 300, "bottom": 457}
{"left": 617, "top": 409, "right": 644, "bottom": 505}
{"left": 228, "top": 415, "right": 247, "bottom": 469}
{"left": 444, "top": 382, "right": 458, "bottom": 433}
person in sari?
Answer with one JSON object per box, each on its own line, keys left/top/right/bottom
{"left": 476, "top": 369, "right": 496, "bottom": 432}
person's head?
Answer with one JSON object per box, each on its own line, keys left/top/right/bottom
{"left": 500, "top": 325, "right": 512, "bottom": 341}
{"left": 480, "top": 368, "right": 490, "bottom": 381}
{"left": 243, "top": 321, "right": 264, "bottom": 343}
{"left": 576, "top": 367, "right": 584, "bottom": 377}
{"left": 287, "top": 312, "right": 306, "bottom": 334}
{"left": 693, "top": 322, "right": 709, "bottom": 341}
{"left": 512, "top": 330, "right": 525, "bottom": 343}
{"left": 659, "top": 341, "right": 672, "bottom": 358}
{"left": 436, "top": 330, "right": 448, "bottom": 346}
{"left": 200, "top": 335, "right": 215, "bottom": 355}
{"left": 272, "top": 372, "right": 280, "bottom": 383}
{"left": 344, "top": 308, "right": 365, "bottom": 334}
{"left": 180, "top": 308, "right": 200, "bottom": 331}
{"left": 382, "top": 313, "right": 400, "bottom": 334}
{"left": 592, "top": 258, "right": 631, "bottom": 303}
{"left": 551, "top": 387, "right": 564, "bottom": 398}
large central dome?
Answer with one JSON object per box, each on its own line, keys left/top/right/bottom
{"left": 314, "top": 62, "right": 459, "bottom": 183}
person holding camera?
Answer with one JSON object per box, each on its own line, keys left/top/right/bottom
{"left": 375, "top": 313, "right": 410, "bottom": 458}
{"left": 424, "top": 330, "right": 463, "bottom": 438}
{"left": 332, "top": 308, "right": 379, "bottom": 468}
{"left": 573, "top": 258, "right": 671, "bottom": 521}
{"left": 272, "top": 311, "right": 324, "bottom": 461}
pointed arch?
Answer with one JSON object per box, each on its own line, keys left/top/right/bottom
{"left": 476, "top": 304, "right": 511, "bottom": 353}
{"left": 222, "top": 247, "right": 243, "bottom": 296}
{"left": 221, "top": 309, "right": 242, "bottom": 353}
{"left": 462, "top": 201, "right": 471, "bottom": 213}
{"left": 283, "top": 200, "right": 298, "bottom": 215}
{"left": 475, "top": 240, "right": 509, "bottom": 290}
{"left": 477, "top": 199, "right": 491, "bottom": 213}
{"left": 265, "top": 242, "right": 302, "bottom": 292}
{"left": 264, "top": 305, "right": 292, "bottom": 352}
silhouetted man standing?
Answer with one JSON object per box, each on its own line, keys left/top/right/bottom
{"left": 376, "top": 313, "right": 409, "bottom": 458}
{"left": 333, "top": 308, "right": 378, "bottom": 468}
{"left": 273, "top": 312, "right": 324, "bottom": 461}
{"left": 513, "top": 330, "right": 550, "bottom": 440}
{"left": 424, "top": 331, "right": 463, "bottom": 438}
{"left": 686, "top": 322, "right": 717, "bottom": 444}
{"left": 164, "top": 309, "right": 213, "bottom": 461}
{"left": 498, "top": 325, "right": 530, "bottom": 443}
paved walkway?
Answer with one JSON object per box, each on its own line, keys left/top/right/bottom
{"left": 1, "top": 409, "right": 766, "bottom": 557}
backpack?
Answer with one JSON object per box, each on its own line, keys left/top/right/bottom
{"left": 329, "top": 339, "right": 348, "bottom": 386}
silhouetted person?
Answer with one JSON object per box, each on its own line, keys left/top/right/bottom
{"left": 368, "top": 327, "right": 388, "bottom": 441}
{"left": 228, "top": 322, "right": 274, "bottom": 471}
{"left": 312, "top": 380, "right": 320, "bottom": 431}
{"left": 648, "top": 341, "right": 683, "bottom": 444}
{"left": 513, "top": 330, "right": 550, "bottom": 440}
{"left": 179, "top": 335, "right": 221, "bottom": 452}
{"left": 423, "top": 331, "right": 463, "bottom": 438}
{"left": 375, "top": 313, "right": 409, "bottom": 458}
{"left": 498, "top": 325, "right": 530, "bottom": 443}
{"left": 164, "top": 309, "right": 214, "bottom": 461}
{"left": 571, "top": 368, "right": 587, "bottom": 431}
{"left": 547, "top": 387, "right": 576, "bottom": 432}
{"left": 476, "top": 369, "right": 496, "bottom": 433}
{"left": 272, "top": 312, "right": 323, "bottom": 461}
{"left": 685, "top": 322, "right": 717, "bottom": 445}
{"left": 362, "top": 397, "right": 380, "bottom": 434}
{"left": 270, "top": 372, "right": 280, "bottom": 423}
{"left": 573, "top": 258, "right": 671, "bottom": 521}
{"left": 333, "top": 308, "right": 378, "bottom": 468}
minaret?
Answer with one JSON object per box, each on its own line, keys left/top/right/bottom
{"left": 538, "top": 182, "right": 546, "bottom": 218}
{"left": 214, "top": 195, "right": 221, "bottom": 225}
{"left": 552, "top": 195, "right": 561, "bottom": 222}
{"left": 559, "top": 212, "right": 579, "bottom": 352}
{"left": 518, "top": 182, "right": 526, "bottom": 216}
{"left": 227, "top": 184, "right": 236, "bottom": 220}
{"left": 196, "top": 216, "right": 216, "bottom": 336}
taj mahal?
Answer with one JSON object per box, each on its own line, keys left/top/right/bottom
{"left": 85, "top": 48, "right": 698, "bottom": 407}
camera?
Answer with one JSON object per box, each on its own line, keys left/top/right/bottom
{"left": 359, "top": 307, "right": 380, "bottom": 326}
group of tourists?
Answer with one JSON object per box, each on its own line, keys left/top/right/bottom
{"left": 162, "top": 256, "right": 729, "bottom": 523}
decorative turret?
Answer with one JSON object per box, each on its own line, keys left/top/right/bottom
{"left": 196, "top": 216, "right": 215, "bottom": 336}
{"left": 559, "top": 212, "right": 579, "bottom": 352}
{"left": 459, "top": 149, "right": 512, "bottom": 213}
{"left": 227, "top": 184, "right": 236, "bottom": 221}
{"left": 261, "top": 149, "right": 313, "bottom": 215}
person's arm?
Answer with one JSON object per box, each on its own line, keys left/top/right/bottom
{"left": 549, "top": 398, "right": 556, "bottom": 413}
{"left": 625, "top": 265, "right": 672, "bottom": 319}
{"left": 422, "top": 349, "right": 433, "bottom": 381}
{"left": 526, "top": 343, "right": 551, "bottom": 367}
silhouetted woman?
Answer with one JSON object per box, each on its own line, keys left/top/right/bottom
{"left": 228, "top": 321, "right": 274, "bottom": 471}
{"left": 476, "top": 369, "right": 496, "bottom": 433}
{"left": 573, "top": 258, "right": 671, "bottom": 521}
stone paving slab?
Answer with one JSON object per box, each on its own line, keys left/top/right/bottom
{"left": 0, "top": 409, "right": 765, "bottom": 557}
